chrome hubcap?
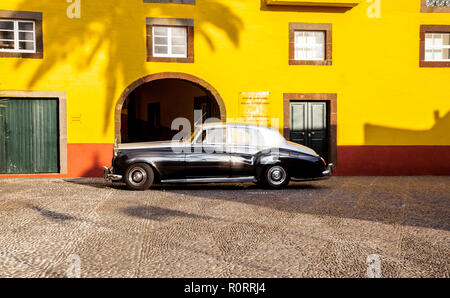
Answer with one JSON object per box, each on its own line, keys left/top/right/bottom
{"left": 271, "top": 170, "right": 282, "bottom": 181}
{"left": 128, "top": 167, "right": 147, "bottom": 186}
{"left": 132, "top": 171, "right": 144, "bottom": 183}
{"left": 267, "top": 166, "right": 286, "bottom": 186}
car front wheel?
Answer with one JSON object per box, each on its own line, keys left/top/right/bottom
{"left": 124, "top": 163, "right": 154, "bottom": 191}
{"left": 264, "top": 165, "right": 290, "bottom": 189}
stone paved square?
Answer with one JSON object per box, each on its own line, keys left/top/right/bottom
{"left": 0, "top": 177, "right": 448, "bottom": 278}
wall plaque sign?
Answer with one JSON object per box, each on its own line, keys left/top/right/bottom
{"left": 239, "top": 92, "right": 271, "bottom": 124}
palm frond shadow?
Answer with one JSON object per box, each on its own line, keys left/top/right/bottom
{"left": 13, "top": 0, "right": 243, "bottom": 133}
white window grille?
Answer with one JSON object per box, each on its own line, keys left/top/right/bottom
{"left": 152, "top": 26, "right": 187, "bottom": 58}
{"left": 0, "top": 20, "right": 36, "bottom": 53}
{"left": 425, "top": 33, "right": 450, "bottom": 62}
{"left": 294, "top": 31, "right": 325, "bottom": 61}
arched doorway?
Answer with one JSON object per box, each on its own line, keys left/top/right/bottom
{"left": 115, "top": 73, "right": 226, "bottom": 143}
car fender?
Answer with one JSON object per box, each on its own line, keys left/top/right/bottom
{"left": 115, "top": 151, "right": 163, "bottom": 178}
{"left": 254, "top": 148, "right": 321, "bottom": 179}
{"left": 254, "top": 149, "right": 286, "bottom": 179}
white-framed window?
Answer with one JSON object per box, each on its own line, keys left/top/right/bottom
{"left": 294, "top": 31, "right": 325, "bottom": 61}
{"left": 0, "top": 19, "right": 36, "bottom": 53}
{"left": 152, "top": 26, "right": 187, "bottom": 58}
{"left": 425, "top": 33, "right": 450, "bottom": 62}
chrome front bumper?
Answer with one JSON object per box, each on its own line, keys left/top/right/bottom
{"left": 103, "top": 166, "right": 123, "bottom": 181}
{"left": 322, "top": 163, "right": 334, "bottom": 177}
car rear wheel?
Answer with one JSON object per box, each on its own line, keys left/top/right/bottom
{"left": 124, "top": 163, "right": 154, "bottom": 191}
{"left": 264, "top": 165, "right": 290, "bottom": 189}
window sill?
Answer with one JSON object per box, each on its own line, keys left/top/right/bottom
{"left": 420, "top": 61, "right": 450, "bottom": 67}
{"left": 147, "top": 56, "right": 194, "bottom": 63}
{"left": 289, "top": 59, "right": 332, "bottom": 65}
{"left": 143, "top": 0, "right": 195, "bottom": 4}
{"left": 266, "top": 0, "right": 360, "bottom": 7}
{"left": 0, "top": 52, "right": 43, "bottom": 59}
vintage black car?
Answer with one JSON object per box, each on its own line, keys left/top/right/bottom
{"left": 104, "top": 123, "right": 333, "bottom": 190}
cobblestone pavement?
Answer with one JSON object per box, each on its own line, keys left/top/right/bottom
{"left": 0, "top": 177, "right": 448, "bottom": 278}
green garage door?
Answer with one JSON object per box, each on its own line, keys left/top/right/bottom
{"left": 0, "top": 98, "right": 59, "bottom": 174}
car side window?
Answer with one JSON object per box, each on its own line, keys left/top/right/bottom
{"left": 228, "top": 127, "right": 249, "bottom": 146}
{"left": 227, "top": 127, "right": 264, "bottom": 147}
{"left": 196, "top": 128, "right": 226, "bottom": 145}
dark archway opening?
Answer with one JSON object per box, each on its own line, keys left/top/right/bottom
{"left": 120, "top": 79, "right": 221, "bottom": 143}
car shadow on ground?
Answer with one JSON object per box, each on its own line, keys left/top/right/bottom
{"left": 63, "top": 178, "right": 328, "bottom": 191}
{"left": 63, "top": 177, "right": 450, "bottom": 232}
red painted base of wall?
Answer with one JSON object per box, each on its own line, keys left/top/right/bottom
{"left": 0, "top": 143, "right": 113, "bottom": 178}
{"left": 335, "top": 146, "right": 450, "bottom": 176}
{"left": 1, "top": 144, "right": 449, "bottom": 178}
{"left": 67, "top": 143, "right": 113, "bottom": 177}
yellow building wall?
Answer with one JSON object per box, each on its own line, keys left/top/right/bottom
{"left": 0, "top": 0, "right": 449, "bottom": 146}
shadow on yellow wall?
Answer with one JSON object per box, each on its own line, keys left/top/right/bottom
{"left": 365, "top": 110, "right": 450, "bottom": 145}
{"left": 12, "top": 0, "right": 243, "bottom": 134}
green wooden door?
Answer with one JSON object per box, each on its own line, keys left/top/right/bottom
{"left": 290, "top": 102, "right": 328, "bottom": 161}
{"left": 0, "top": 98, "right": 59, "bottom": 174}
